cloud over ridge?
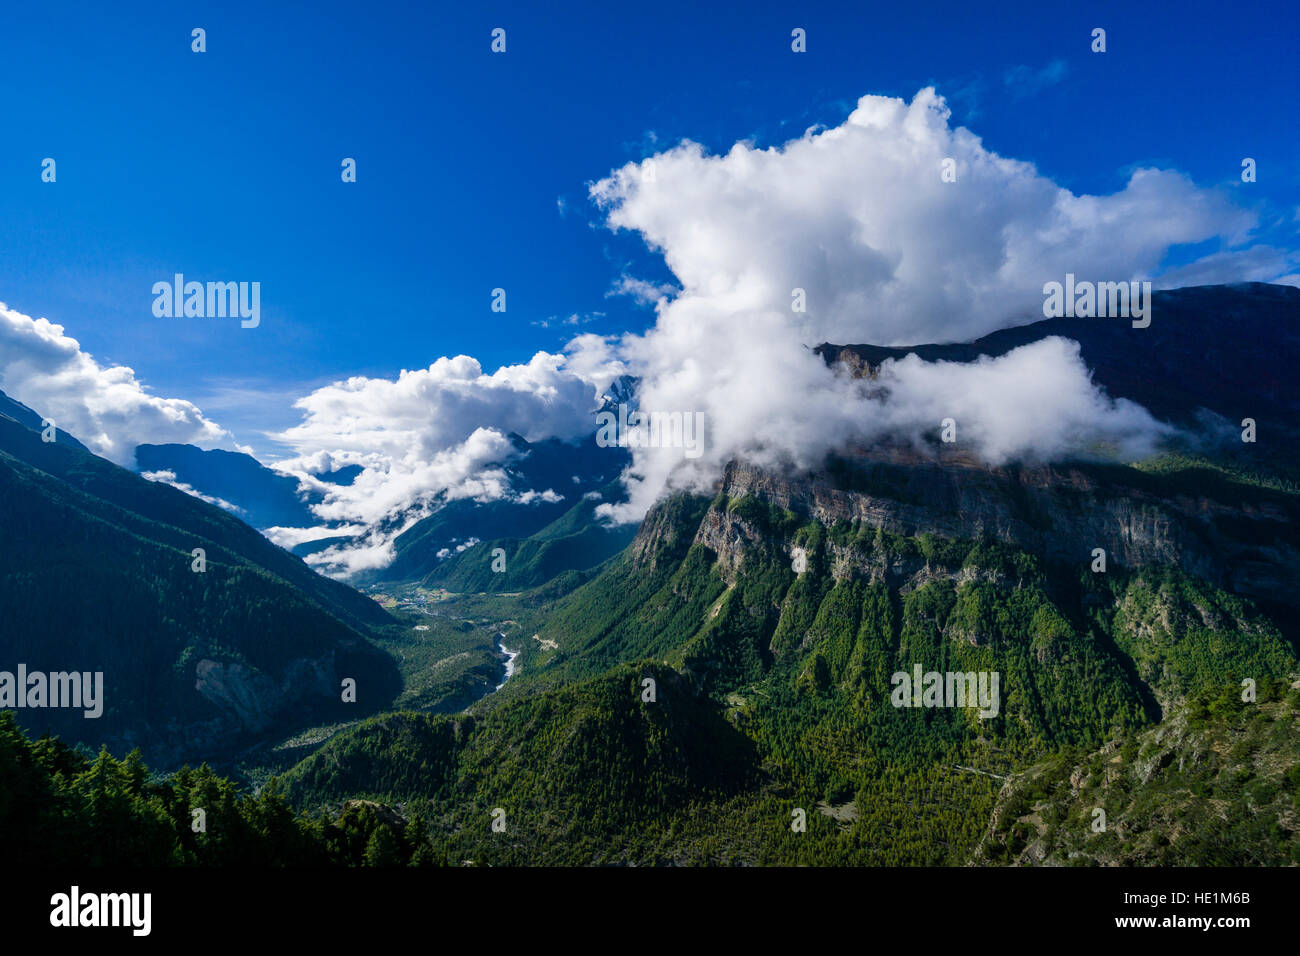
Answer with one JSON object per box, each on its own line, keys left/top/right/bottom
{"left": 587, "top": 87, "right": 1281, "bottom": 521}
{"left": 267, "top": 346, "right": 615, "bottom": 575}
{"left": 0, "top": 302, "right": 230, "bottom": 464}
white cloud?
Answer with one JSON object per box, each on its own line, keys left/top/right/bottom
{"left": 1153, "top": 245, "right": 1299, "bottom": 289}
{"left": 607, "top": 274, "right": 678, "bottom": 306}
{"left": 591, "top": 87, "right": 1276, "bottom": 347}
{"left": 140, "top": 469, "right": 245, "bottom": 514}
{"left": 435, "top": 536, "right": 481, "bottom": 560}
{"left": 586, "top": 87, "right": 1287, "bottom": 521}
{"left": 262, "top": 523, "right": 369, "bottom": 551}
{"left": 269, "top": 351, "right": 606, "bottom": 576}
{"left": 869, "top": 338, "right": 1175, "bottom": 462}
{"left": 0, "top": 303, "right": 616, "bottom": 579}
{"left": 558, "top": 333, "right": 628, "bottom": 398}
{"left": 0, "top": 302, "right": 232, "bottom": 465}
{"left": 7, "top": 87, "right": 1290, "bottom": 578}
{"left": 516, "top": 488, "right": 564, "bottom": 504}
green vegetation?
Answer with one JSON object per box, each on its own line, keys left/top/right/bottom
{"left": 274, "top": 493, "right": 1298, "bottom": 865}
{"left": 978, "top": 680, "right": 1300, "bottom": 865}
{"left": 5, "top": 383, "right": 1297, "bottom": 865}
{"left": 6, "top": 283, "right": 1300, "bottom": 867}
{"left": 0, "top": 711, "right": 449, "bottom": 866}
{"left": 1133, "top": 451, "right": 1300, "bottom": 497}
{"left": 370, "top": 612, "right": 504, "bottom": 714}
{"left": 422, "top": 490, "right": 637, "bottom": 594}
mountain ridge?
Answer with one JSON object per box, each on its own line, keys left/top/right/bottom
{"left": 0, "top": 390, "right": 401, "bottom": 767}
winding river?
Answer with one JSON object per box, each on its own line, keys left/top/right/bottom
{"left": 494, "top": 634, "right": 520, "bottom": 691}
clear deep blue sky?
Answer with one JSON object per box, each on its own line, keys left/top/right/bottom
{"left": 1, "top": 0, "right": 1295, "bottom": 447}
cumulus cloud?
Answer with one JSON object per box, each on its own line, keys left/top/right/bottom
{"left": 558, "top": 333, "right": 628, "bottom": 398}
{"left": 268, "top": 350, "right": 608, "bottom": 576}
{"left": 591, "top": 87, "right": 1278, "bottom": 347}
{"left": 0, "top": 302, "right": 232, "bottom": 465}
{"left": 587, "top": 87, "right": 1285, "bottom": 521}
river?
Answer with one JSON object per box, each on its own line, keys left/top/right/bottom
{"left": 494, "top": 634, "right": 519, "bottom": 691}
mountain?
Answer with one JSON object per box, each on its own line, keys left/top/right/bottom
{"left": 516, "top": 284, "right": 1300, "bottom": 683}
{"left": 5, "top": 283, "right": 1297, "bottom": 866}
{"left": 976, "top": 681, "right": 1300, "bottom": 865}
{"left": 373, "top": 432, "right": 630, "bottom": 583}
{"left": 0, "top": 391, "right": 402, "bottom": 767}
{"left": 272, "top": 478, "right": 1297, "bottom": 863}
{"left": 0, "top": 390, "right": 90, "bottom": 453}
{"left": 134, "top": 443, "right": 323, "bottom": 529}
{"left": 417, "top": 478, "right": 637, "bottom": 593}
{"left": 818, "top": 282, "right": 1300, "bottom": 478}
{"left": 280, "top": 663, "right": 761, "bottom": 864}
{"left": 0, "top": 710, "right": 449, "bottom": 866}
{"left": 129, "top": 390, "right": 638, "bottom": 585}
{"left": 266, "top": 283, "right": 1299, "bottom": 864}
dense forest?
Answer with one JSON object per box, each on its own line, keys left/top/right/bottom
{"left": 0, "top": 711, "right": 446, "bottom": 867}
{"left": 268, "top": 489, "right": 1298, "bottom": 865}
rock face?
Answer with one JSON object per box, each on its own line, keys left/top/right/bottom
{"left": 194, "top": 653, "right": 337, "bottom": 734}
{"left": 655, "top": 284, "right": 1300, "bottom": 608}
{"left": 634, "top": 450, "right": 1300, "bottom": 608}
{"left": 195, "top": 660, "right": 280, "bottom": 733}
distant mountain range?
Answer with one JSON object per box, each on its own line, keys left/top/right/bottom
{"left": 415, "top": 476, "right": 638, "bottom": 593}
{"left": 134, "top": 443, "right": 324, "bottom": 529}
{"left": 131, "top": 391, "right": 636, "bottom": 590}
{"left": 371, "top": 432, "right": 631, "bottom": 585}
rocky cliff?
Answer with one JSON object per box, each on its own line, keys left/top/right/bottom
{"left": 687, "top": 452, "right": 1300, "bottom": 607}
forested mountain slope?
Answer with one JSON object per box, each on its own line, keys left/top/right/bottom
{"left": 0, "top": 393, "right": 401, "bottom": 766}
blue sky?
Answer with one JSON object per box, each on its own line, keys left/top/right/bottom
{"left": 1, "top": 0, "right": 1296, "bottom": 456}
